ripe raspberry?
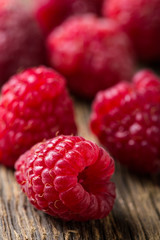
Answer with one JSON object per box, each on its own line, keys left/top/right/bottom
{"left": 0, "top": 3, "right": 45, "bottom": 84}
{"left": 34, "top": 0, "right": 103, "bottom": 35}
{"left": 47, "top": 15, "right": 135, "bottom": 99}
{"left": 90, "top": 70, "right": 160, "bottom": 173}
{"left": 0, "top": 66, "right": 77, "bottom": 167}
{"left": 15, "top": 135, "right": 116, "bottom": 221}
{"left": 103, "top": 0, "right": 160, "bottom": 61}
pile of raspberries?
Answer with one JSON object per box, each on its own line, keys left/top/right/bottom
{"left": 0, "top": 0, "right": 159, "bottom": 221}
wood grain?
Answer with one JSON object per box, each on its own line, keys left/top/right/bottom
{"left": 0, "top": 101, "right": 160, "bottom": 240}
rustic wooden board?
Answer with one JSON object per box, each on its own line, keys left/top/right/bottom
{"left": 0, "top": 101, "right": 160, "bottom": 240}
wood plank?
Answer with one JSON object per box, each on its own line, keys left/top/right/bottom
{"left": 0, "top": 101, "right": 159, "bottom": 240}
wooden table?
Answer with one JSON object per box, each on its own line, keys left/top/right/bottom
{"left": 0, "top": 101, "right": 160, "bottom": 240}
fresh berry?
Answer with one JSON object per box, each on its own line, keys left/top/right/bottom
{"left": 0, "top": 66, "right": 77, "bottom": 167}
{"left": 34, "top": 0, "right": 103, "bottom": 35}
{"left": 103, "top": 0, "right": 160, "bottom": 61}
{"left": 90, "top": 70, "right": 160, "bottom": 173}
{"left": 47, "top": 15, "right": 135, "bottom": 99}
{"left": 0, "top": 2, "right": 45, "bottom": 84}
{"left": 15, "top": 135, "right": 115, "bottom": 221}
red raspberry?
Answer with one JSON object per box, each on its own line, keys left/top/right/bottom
{"left": 15, "top": 135, "right": 115, "bottom": 221}
{"left": 0, "top": 2, "right": 45, "bottom": 84}
{"left": 34, "top": 0, "right": 103, "bottom": 35}
{"left": 90, "top": 70, "right": 160, "bottom": 173}
{"left": 0, "top": 66, "right": 77, "bottom": 167}
{"left": 103, "top": 0, "right": 160, "bottom": 61}
{"left": 47, "top": 15, "right": 135, "bottom": 99}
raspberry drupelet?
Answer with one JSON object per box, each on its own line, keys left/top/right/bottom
{"left": 15, "top": 135, "right": 116, "bottom": 221}
{"left": 0, "top": 66, "right": 77, "bottom": 167}
{"left": 0, "top": 2, "right": 45, "bottom": 84}
{"left": 90, "top": 70, "right": 160, "bottom": 173}
{"left": 103, "top": 0, "right": 160, "bottom": 61}
{"left": 47, "top": 14, "right": 135, "bottom": 99}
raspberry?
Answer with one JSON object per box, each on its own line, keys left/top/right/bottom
{"left": 15, "top": 135, "right": 115, "bottom": 221}
{"left": 103, "top": 0, "right": 160, "bottom": 61}
{"left": 90, "top": 70, "right": 160, "bottom": 173}
{"left": 47, "top": 15, "right": 135, "bottom": 99}
{"left": 0, "top": 2, "right": 45, "bottom": 84}
{"left": 34, "top": 0, "right": 103, "bottom": 35}
{"left": 0, "top": 66, "right": 77, "bottom": 167}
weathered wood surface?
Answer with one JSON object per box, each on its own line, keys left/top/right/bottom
{"left": 0, "top": 101, "right": 160, "bottom": 240}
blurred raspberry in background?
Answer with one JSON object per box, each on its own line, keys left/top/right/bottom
{"left": 47, "top": 15, "right": 135, "bottom": 99}
{"left": 0, "top": 0, "right": 46, "bottom": 84}
{"left": 103, "top": 0, "right": 160, "bottom": 62}
{"left": 34, "top": 0, "right": 104, "bottom": 35}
